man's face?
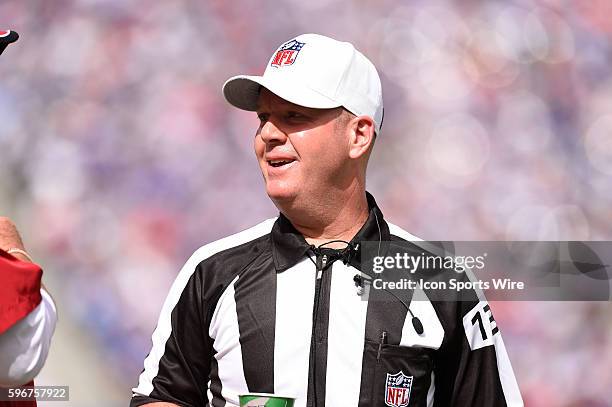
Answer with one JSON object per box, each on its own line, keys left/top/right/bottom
{"left": 254, "top": 88, "right": 349, "bottom": 208}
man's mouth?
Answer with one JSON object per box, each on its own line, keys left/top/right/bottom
{"left": 267, "top": 159, "right": 296, "bottom": 168}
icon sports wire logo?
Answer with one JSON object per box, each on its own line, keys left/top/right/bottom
{"left": 270, "top": 39, "right": 305, "bottom": 67}
{"left": 0, "top": 30, "right": 19, "bottom": 56}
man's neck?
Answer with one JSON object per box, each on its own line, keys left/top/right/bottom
{"left": 281, "top": 187, "right": 370, "bottom": 249}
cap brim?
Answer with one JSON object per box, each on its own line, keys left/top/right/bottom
{"left": 222, "top": 75, "right": 341, "bottom": 112}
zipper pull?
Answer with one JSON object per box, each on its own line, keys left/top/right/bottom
{"left": 316, "top": 253, "right": 328, "bottom": 279}
{"left": 377, "top": 330, "right": 387, "bottom": 362}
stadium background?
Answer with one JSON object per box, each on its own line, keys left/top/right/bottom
{"left": 1, "top": 0, "right": 611, "bottom": 406}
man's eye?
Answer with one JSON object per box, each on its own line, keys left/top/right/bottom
{"left": 286, "top": 112, "right": 305, "bottom": 120}
{"left": 257, "top": 114, "right": 268, "bottom": 123}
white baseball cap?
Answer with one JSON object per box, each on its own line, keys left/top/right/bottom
{"left": 222, "top": 33, "right": 384, "bottom": 134}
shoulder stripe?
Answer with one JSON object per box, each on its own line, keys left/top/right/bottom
{"left": 132, "top": 217, "right": 277, "bottom": 397}
{"left": 388, "top": 222, "right": 423, "bottom": 242}
{"left": 387, "top": 222, "right": 484, "bottom": 301}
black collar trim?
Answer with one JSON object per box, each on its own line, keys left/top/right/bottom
{"left": 270, "top": 192, "right": 390, "bottom": 272}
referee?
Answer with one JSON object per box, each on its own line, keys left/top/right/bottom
{"left": 131, "top": 33, "right": 523, "bottom": 407}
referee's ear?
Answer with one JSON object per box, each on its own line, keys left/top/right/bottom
{"left": 346, "top": 113, "right": 376, "bottom": 160}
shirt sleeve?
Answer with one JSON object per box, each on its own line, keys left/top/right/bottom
{"left": 432, "top": 295, "right": 524, "bottom": 407}
{"left": 0, "top": 249, "right": 43, "bottom": 334}
{"left": 131, "top": 257, "right": 213, "bottom": 407}
{"left": 0, "top": 288, "right": 57, "bottom": 387}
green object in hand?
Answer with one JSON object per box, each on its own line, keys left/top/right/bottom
{"left": 239, "top": 393, "right": 295, "bottom": 407}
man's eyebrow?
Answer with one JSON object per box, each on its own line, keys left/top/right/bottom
{"left": 256, "top": 102, "right": 305, "bottom": 112}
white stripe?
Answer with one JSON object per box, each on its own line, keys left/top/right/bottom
{"left": 274, "top": 258, "right": 316, "bottom": 407}
{"left": 399, "top": 288, "right": 444, "bottom": 349}
{"left": 492, "top": 333, "right": 524, "bottom": 406}
{"left": 0, "top": 30, "right": 10, "bottom": 37}
{"left": 207, "top": 380, "right": 213, "bottom": 406}
{"left": 426, "top": 371, "right": 435, "bottom": 407}
{"left": 325, "top": 262, "right": 369, "bottom": 407}
{"left": 133, "top": 217, "right": 277, "bottom": 397}
{"left": 209, "top": 278, "right": 248, "bottom": 405}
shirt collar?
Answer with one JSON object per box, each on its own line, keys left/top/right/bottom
{"left": 270, "top": 192, "right": 390, "bottom": 272}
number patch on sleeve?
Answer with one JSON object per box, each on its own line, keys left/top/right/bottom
{"left": 462, "top": 301, "right": 499, "bottom": 350}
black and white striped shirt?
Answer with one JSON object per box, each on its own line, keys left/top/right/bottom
{"left": 131, "top": 193, "right": 523, "bottom": 407}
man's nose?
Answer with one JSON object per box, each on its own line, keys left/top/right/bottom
{"left": 260, "top": 120, "right": 287, "bottom": 145}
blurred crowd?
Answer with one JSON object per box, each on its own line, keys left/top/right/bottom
{"left": 0, "top": 0, "right": 611, "bottom": 405}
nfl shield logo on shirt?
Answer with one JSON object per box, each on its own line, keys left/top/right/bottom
{"left": 270, "top": 39, "right": 305, "bottom": 67}
{"left": 384, "top": 371, "right": 413, "bottom": 407}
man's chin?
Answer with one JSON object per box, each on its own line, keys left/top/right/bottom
{"left": 265, "top": 185, "right": 297, "bottom": 206}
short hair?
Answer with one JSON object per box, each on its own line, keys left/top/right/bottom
{"left": 335, "top": 107, "right": 377, "bottom": 142}
{"left": 334, "top": 107, "right": 355, "bottom": 132}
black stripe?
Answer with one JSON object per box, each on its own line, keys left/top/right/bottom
{"left": 306, "top": 263, "right": 333, "bottom": 407}
{"left": 358, "top": 283, "right": 412, "bottom": 406}
{"left": 209, "top": 355, "right": 225, "bottom": 407}
{"left": 234, "top": 252, "right": 277, "bottom": 392}
{"left": 150, "top": 271, "right": 211, "bottom": 407}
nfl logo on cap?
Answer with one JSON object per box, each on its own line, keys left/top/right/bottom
{"left": 270, "top": 39, "right": 305, "bottom": 67}
{"left": 384, "top": 371, "right": 413, "bottom": 407}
